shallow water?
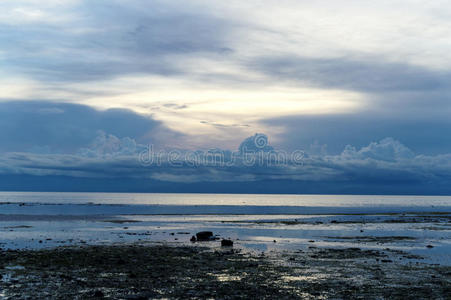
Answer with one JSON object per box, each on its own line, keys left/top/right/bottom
{"left": 0, "top": 192, "right": 450, "bottom": 266}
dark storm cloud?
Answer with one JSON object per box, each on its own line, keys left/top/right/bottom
{"left": 253, "top": 55, "right": 450, "bottom": 93}
{"left": 263, "top": 113, "right": 451, "bottom": 155}
{"left": 1, "top": 136, "right": 451, "bottom": 194}
{"left": 0, "top": 101, "right": 172, "bottom": 153}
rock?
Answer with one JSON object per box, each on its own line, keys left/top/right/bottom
{"left": 221, "top": 239, "right": 233, "bottom": 247}
{"left": 426, "top": 244, "right": 434, "bottom": 248}
{"left": 190, "top": 236, "right": 196, "bottom": 242}
{"left": 196, "top": 231, "right": 214, "bottom": 241}
{"left": 93, "top": 290, "right": 104, "bottom": 297}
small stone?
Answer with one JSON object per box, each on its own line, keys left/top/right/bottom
{"left": 221, "top": 239, "right": 233, "bottom": 247}
{"left": 426, "top": 244, "right": 434, "bottom": 248}
{"left": 196, "top": 231, "right": 214, "bottom": 241}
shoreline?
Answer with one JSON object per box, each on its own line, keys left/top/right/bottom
{"left": 1, "top": 242, "right": 450, "bottom": 299}
{"left": 1, "top": 212, "right": 449, "bottom": 267}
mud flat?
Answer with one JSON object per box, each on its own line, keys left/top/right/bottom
{"left": 0, "top": 243, "right": 450, "bottom": 299}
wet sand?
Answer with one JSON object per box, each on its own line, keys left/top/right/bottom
{"left": 1, "top": 243, "right": 450, "bottom": 299}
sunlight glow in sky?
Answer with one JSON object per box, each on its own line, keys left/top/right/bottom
{"left": 2, "top": 0, "right": 451, "bottom": 148}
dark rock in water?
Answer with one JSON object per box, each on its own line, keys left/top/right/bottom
{"left": 426, "top": 244, "right": 434, "bottom": 248}
{"left": 221, "top": 239, "right": 233, "bottom": 247}
{"left": 190, "top": 236, "right": 196, "bottom": 242}
{"left": 196, "top": 231, "right": 214, "bottom": 241}
{"left": 348, "top": 247, "right": 361, "bottom": 251}
{"left": 93, "top": 290, "right": 104, "bottom": 297}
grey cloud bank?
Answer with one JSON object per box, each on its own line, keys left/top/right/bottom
{"left": 264, "top": 114, "right": 451, "bottom": 156}
{"left": 1, "top": 120, "right": 451, "bottom": 194}
{"left": 0, "top": 101, "right": 174, "bottom": 153}
{"left": 0, "top": 101, "right": 450, "bottom": 194}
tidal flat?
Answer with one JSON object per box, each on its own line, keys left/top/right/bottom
{"left": 0, "top": 243, "right": 450, "bottom": 299}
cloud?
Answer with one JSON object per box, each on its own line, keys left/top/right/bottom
{"left": 264, "top": 113, "right": 451, "bottom": 155}
{"left": 2, "top": 0, "right": 451, "bottom": 149}
{"left": 0, "top": 1, "right": 234, "bottom": 83}
{"left": 340, "top": 138, "right": 414, "bottom": 162}
{"left": 238, "top": 133, "right": 274, "bottom": 154}
{"left": 1, "top": 134, "right": 451, "bottom": 194}
{"left": 0, "top": 101, "right": 176, "bottom": 153}
{"left": 78, "top": 131, "right": 146, "bottom": 158}
{"left": 253, "top": 55, "right": 450, "bottom": 93}
{"left": 200, "top": 120, "right": 250, "bottom": 128}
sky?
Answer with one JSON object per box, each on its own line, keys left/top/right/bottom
{"left": 1, "top": 0, "right": 451, "bottom": 194}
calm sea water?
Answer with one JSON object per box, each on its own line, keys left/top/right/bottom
{"left": 0, "top": 192, "right": 450, "bottom": 215}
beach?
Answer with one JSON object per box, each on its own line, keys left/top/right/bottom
{"left": 1, "top": 243, "right": 450, "bottom": 299}
{"left": 0, "top": 192, "right": 450, "bottom": 298}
